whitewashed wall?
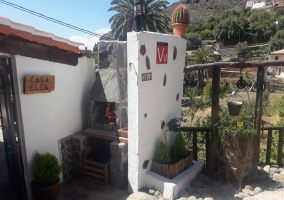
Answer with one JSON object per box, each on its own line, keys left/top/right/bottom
{"left": 127, "top": 32, "right": 186, "bottom": 192}
{"left": 269, "top": 54, "right": 284, "bottom": 75}
{"left": 270, "top": 54, "right": 284, "bottom": 61}
{"left": 13, "top": 56, "right": 95, "bottom": 198}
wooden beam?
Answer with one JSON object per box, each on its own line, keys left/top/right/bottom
{"left": 82, "top": 129, "right": 128, "bottom": 143}
{"left": 253, "top": 66, "right": 265, "bottom": 179}
{"left": 209, "top": 66, "right": 220, "bottom": 178}
{"left": 0, "top": 34, "right": 79, "bottom": 66}
{"left": 184, "top": 60, "right": 284, "bottom": 72}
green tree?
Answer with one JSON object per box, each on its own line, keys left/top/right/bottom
{"left": 248, "top": 10, "right": 276, "bottom": 42}
{"left": 187, "top": 47, "right": 216, "bottom": 89}
{"left": 220, "top": 9, "right": 241, "bottom": 20}
{"left": 269, "top": 30, "right": 284, "bottom": 51}
{"left": 186, "top": 32, "right": 202, "bottom": 50}
{"left": 214, "top": 17, "right": 241, "bottom": 45}
{"left": 277, "top": 16, "right": 284, "bottom": 31}
{"left": 200, "top": 29, "right": 214, "bottom": 40}
{"left": 108, "top": 0, "right": 170, "bottom": 41}
{"left": 275, "top": 7, "right": 284, "bottom": 18}
{"left": 234, "top": 41, "right": 251, "bottom": 57}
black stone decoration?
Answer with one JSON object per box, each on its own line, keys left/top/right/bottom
{"left": 163, "top": 73, "right": 167, "bottom": 86}
{"left": 173, "top": 46, "right": 177, "bottom": 60}
{"left": 144, "top": 113, "right": 147, "bottom": 118}
{"left": 146, "top": 55, "right": 151, "bottom": 70}
{"left": 176, "top": 93, "right": 179, "bottom": 101}
{"left": 161, "top": 120, "right": 165, "bottom": 129}
{"left": 143, "top": 160, "right": 150, "bottom": 169}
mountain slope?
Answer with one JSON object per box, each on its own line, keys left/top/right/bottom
{"left": 166, "top": 0, "right": 248, "bottom": 24}
{"left": 98, "top": 0, "right": 248, "bottom": 43}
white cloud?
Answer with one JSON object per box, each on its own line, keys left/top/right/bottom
{"left": 70, "top": 35, "right": 99, "bottom": 50}
{"left": 69, "top": 28, "right": 111, "bottom": 51}
{"left": 96, "top": 28, "right": 111, "bottom": 35}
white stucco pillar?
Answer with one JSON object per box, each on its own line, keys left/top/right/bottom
{"left": 127, "top": 32, "right": 186, "bottom": 193}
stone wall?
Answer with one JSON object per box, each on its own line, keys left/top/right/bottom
{"left": 70, "top": 133, "right": 91, "bottom": 177}
{"left": 110, "top": 142, "right": 128, "bottom": 189}
{"left": 60, "top": 136, "right": 73, "bottom": 181}
{"left": 60, "top": 133, "right": 128, "bottom": 188}
{"left": 88, "top": 41, "right": 128, "bottom": 131}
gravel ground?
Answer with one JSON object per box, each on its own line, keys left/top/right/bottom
{"left": 244, "top": 188, "right": 284, "bottom": 200}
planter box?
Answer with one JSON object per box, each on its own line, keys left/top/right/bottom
{"left": 81, "top": 159, "right": 108, "bottom": 186}
{"left": 151, "top": 155, "right": 193, "bottom": 179}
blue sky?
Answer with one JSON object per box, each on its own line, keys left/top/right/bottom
{"left": 1, "top": 0, "right": 177, "bottom": 49}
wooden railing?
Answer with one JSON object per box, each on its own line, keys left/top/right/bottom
{"left": 177, "top": 126, "right": 284, "bottom": 168}
{"left": 262, "top": 126, "right": 284, "bottom": 166}
{"left": 176, "top": 127, "right": 210, "bottom": 168}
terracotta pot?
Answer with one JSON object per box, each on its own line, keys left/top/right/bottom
{"left": 31, "top": 178, "right": 60, "bottom": 200}
{"left": 172, "top": 23, "right": 188, "bottom": 37}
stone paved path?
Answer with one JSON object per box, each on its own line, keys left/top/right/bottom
{"left": 56, "top": 177, "right": 129, "bottom": 200}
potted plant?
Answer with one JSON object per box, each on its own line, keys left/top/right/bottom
{"left": 151, "top": 118, "right": 192, "bottom": 179}
{"left": 31, "top": 151, "right": 62, "bottom": 200}
{"left": 171, "top": 4, "right": 190, "bottom": 37}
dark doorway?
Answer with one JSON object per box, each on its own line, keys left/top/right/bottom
{"left": 0, "top": 57, "right": 27, "bottom": 199}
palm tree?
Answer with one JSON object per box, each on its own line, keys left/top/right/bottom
{"left": 187, "top": 47, "right": 216, "bottom": 65}
{"left": 186, "top": 47, "right": 217, "bottom": 88}
{"left": 108, "top": 0, "right": 170, "bottom": 41}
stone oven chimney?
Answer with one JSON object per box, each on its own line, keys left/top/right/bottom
{"left": 87, "top": 41, "right": 128, "bottom": 132}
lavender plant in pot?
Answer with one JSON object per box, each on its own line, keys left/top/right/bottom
{"left": 31, "top": 151, "right": 61, "bottom": 200}
{"left": 171, "top": 4, "right": 190, "bottom": 37}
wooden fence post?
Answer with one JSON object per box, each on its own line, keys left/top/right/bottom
{"left": 277, "top": 128, "right": 284, "bottom": 167}
{"left": 209, "top": 66, "right": 220, "bottom": 178}
{"left": 254, "top": 66, "right": 264, "bottom": 179}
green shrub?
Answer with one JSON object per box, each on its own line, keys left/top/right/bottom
{"left": 154, "top": 140, "right": 171, "bottom": 164}
{"left": 203, "top": 82, "right": 227, "bottom": 99}
{"left": 269, "top": 96, "right": 284, "bottom": 117}
{"left": 33, "top": 151, "right": 61, "bottom": 187}
{"left": 216, "top": 109, "right": 256, "bottom": 143}
{"left": 171, "top": 133, "right": 187, "bottom": 160}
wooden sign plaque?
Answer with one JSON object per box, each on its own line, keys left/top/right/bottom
{"left": 24, "top": 75, "right": 55, "bottom": 94}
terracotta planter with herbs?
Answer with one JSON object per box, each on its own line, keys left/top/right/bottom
{"left": 151, "top": 132, "right": 192, "bottom": 179}
{"left": 151, "top": 154, "right": 192, "bottom": 179}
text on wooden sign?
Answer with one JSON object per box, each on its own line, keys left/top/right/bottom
{"left": 24, "top": 75, "right": 55, "bottom": 94}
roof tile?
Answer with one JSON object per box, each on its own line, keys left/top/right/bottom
{"left": 0, "top": 16, "right": 84, "bottom": 54}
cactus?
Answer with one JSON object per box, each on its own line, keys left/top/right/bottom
{"left": 171, "top": 4, "right": 190, "bottom": 24}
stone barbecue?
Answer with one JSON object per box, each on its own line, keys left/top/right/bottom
{"left": 87, "top": 41, "right": 128, "bottom": 132}
{"left": 60, "top": 41, "right": 128, "bottom": 189}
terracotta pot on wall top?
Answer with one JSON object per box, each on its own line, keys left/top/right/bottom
{"left": 172, "top": 23, "right": 188, "bottom": 38}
